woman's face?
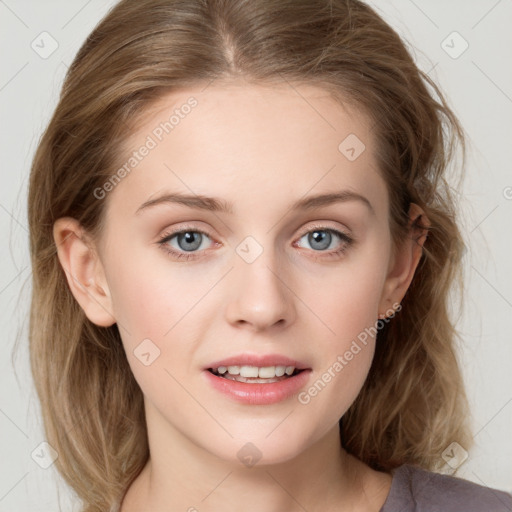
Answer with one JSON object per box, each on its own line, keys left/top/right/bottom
{"left": 87, "top": 81, "right": 407, "bottom": 466}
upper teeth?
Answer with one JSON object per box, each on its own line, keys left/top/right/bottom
{"left": 214, "top": 365, "right": 296, "bottom": 378}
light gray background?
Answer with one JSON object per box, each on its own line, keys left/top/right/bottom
{"left": 1, "top": 0, "right": 511, "bottom": 510}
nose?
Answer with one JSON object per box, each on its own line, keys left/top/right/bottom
{"left": 224, "top": 245, "right": 297, "bottom": 332}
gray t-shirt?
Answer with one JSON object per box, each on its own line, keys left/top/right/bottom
{"left": 380, "top": 464, "right": 512, "bottom": 511}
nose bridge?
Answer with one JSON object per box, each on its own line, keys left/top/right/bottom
{"left": 224, "top": 234, "right": 296, "bottom": 330}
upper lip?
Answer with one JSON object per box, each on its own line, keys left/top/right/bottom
{"left": 205, "top": 353, "right": 310, "bottom": 370}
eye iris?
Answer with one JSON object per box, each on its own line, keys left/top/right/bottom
{"left": 309, "top": 230, "right": 331, "bottom": 250}
{"left": 177, "top": 232, "right": 202, "bottom": 251}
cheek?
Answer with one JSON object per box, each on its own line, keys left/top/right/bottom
{"left": 106, "top": 263, "right": 197, "bottom": 406}
{"left": 104, "top": 246, "right": 216, "bottom": 384}
{"left": 294, "top": 248, "right": 388, "bottom": 411}
{"left": 303, "top": 247, "right": 389, "bottom": 341}
{"left": 106, "top": 243, "right": 198, "bottom": 337}
{"left": 296, "top": 286, "right": 378, "bottom": 426}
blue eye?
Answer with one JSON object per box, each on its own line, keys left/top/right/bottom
{"left": 157, "top": 228, "right": 213, "bottom": 260}
{"left": 297, "top": 228, "right": 349, "bottom": 251}
{"left": 157, "top": 226, "right": 354, "bottom": 261}
{"left": 294, "top": 227, "right": 353, "bottom": 259}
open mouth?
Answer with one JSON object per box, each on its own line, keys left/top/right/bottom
{"left": 208, "top": 366, "right": 305, "bottom": 384}
{"left": 204, "top": 363, "right": 312, "bottom": 404}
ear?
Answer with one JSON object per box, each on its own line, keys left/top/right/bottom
{"left": 377, "top": 203, "right": 430, "bottom": 318}
{"left": 53, "top": 217, "right": 116, "bottom": 327}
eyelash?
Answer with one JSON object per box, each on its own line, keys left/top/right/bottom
{"left": 156, "top": 224, "right": 354, "bottom": 262}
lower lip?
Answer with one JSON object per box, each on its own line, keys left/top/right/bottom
{"left": 203, "top": 369, "right": 311, "bottom": 405}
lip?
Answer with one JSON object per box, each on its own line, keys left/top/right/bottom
{"left": 203, "top": 368, "right": 312, "bottom": 405}
{"left": 205, "top": 353, "right": 310, "bottom": 371}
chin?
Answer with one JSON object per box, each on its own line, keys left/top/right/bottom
{"left": 205, "top": 429, "right": 313, "bottom": 468}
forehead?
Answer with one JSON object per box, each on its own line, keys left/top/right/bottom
{"left": 106, "top": 81, "right": 387, "bottom": 220}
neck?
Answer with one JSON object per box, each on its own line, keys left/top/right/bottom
{"left": 120, "top": 402, "right": 391, "bottom": 511}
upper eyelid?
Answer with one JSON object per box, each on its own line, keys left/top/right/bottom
{"left": 160, "top": 220, "right": 351, "bottom": 238}
{"left": 297, "top": 223, "right": 352, "bottom": 237}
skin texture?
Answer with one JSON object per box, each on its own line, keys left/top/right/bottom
{"left": 53, "top": 80, "right": 428, "bottom": 511}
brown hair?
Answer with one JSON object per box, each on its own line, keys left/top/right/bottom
{"left": 27, "top": 0, "right": 471, "bottom": 510}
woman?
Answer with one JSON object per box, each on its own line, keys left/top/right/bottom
{"left": 27, "top": 0, "right": 512, "bottom": 510}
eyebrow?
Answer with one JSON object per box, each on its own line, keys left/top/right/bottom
{"left": 135, "top": 190, "right": 374, "bottom": 216}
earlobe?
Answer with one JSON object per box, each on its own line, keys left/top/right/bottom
{"left": 53, "top": 217, "right": 116, "bottom": 327}
{"left": 378, "top": 203, "right": 430, "bottom": 318}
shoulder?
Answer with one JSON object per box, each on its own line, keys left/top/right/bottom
{"left": 380, "top": 463, "right": 512, "bottom": 512}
